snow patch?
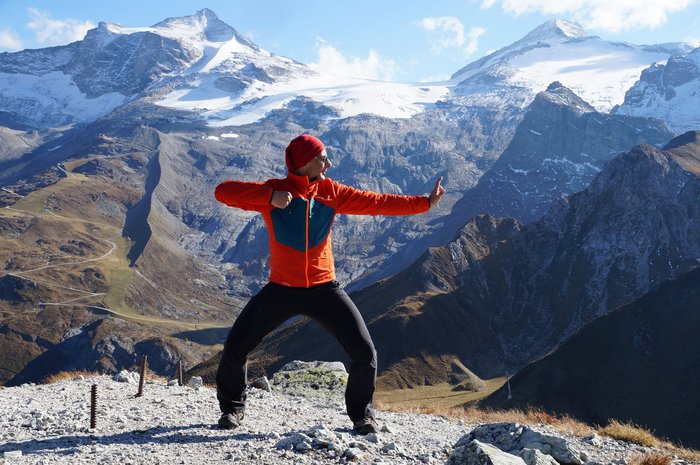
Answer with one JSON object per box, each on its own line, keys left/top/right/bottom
{"left": 452, "top": 32, "right": 676, "bottom": 113}
{"left": 0, "top": 71, "right": 125, "bottom": 124}
{"left": 542, "top": 157, "right": 601, "bottom": 174}
{"left": 509, "top": 39, "right": 671, "bottom": 111}
{"left": 508, "top": 166, "right": 530, "bottom": 174}
{"left": 157, "top": 74, "right": 451, "bottom": 126}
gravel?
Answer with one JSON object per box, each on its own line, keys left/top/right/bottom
{"left": 0, "top": 375, "right": 464, "bottom": 464}
{"left": 0, "top": 374, "right": 689, "bottom": 465}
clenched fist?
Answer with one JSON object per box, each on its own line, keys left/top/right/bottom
{"left": 271, "top": 190, "right": 293, "bottom": 209}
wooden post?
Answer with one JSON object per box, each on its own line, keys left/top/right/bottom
{"left": 135, "top": 355, "right": 147, "bottom": 397}
{"left": 90, "top": 384, "right": 97, "bottom": 429}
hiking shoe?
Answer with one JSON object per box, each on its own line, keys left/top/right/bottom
{"left": 352, "top": 417, "right": 378, "bottom": 435}
{"left": 218, "top": 411, "right": 244, "bottom": 430}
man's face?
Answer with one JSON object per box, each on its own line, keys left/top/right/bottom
{"left": 299, "top": 149, "right": 332, "bottom": 181}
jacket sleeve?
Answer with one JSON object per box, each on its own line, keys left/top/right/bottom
{"left": 214, "top": 180, "right": 274, "bottom": 212}
{"left": 330, "top": 181, "right": 430, "bottom": 216}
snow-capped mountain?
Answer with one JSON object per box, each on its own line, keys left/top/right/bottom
{"left": 147, "top": 10, "right": 450, "bottom": 125}
{"left": 0, "top": 9, "right": 450, "bottom": 129}
{"left": 2, "top": 14, "right": 691, "bottom": 132}
{"left": 450, "top": 19, "right": 694, "bottom": 112}
{"left": 156, "top": 18, "right": 695, "bottom": 126}
{"left": 613, "top": 47, "right": 700, "bottom": 134}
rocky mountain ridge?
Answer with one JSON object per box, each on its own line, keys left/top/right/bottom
{"left": 483, "top": 264, "right": 700, "bottom": 449}
{"left": 369, "top": 82, "right": 674, "bottom": 285}
{"left": 329, "top": 77, "right": 680, "bottom": 290}
{"left": 448, "top": 82, "right": 672, "bottom": 225}
{"left": 614, "top": 47, "right": 700, "bottom": 134}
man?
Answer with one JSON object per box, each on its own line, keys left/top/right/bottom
{"left": 214, "top": 134, "right": 445, "bottom": 434}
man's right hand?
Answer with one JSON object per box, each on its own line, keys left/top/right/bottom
{"left": 271, "top": 191, "right": 293, "bottom": 209}
{"left": 428, "top": 176, "right": 446, "bottom": 209}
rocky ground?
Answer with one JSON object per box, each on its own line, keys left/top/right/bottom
{"left": 0, "top": 362, "right": 692, "bottom": 465}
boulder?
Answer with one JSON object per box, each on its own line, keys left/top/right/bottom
{"left": 252, "top": 375, "right": 271, "bottom": 391}
{"left": 275, "top": 432, "right": 313, "bottom": 451}
{"left": 112, "top": 370, "right": 139, "bottom": 384}
{"left": 271, "top": 360, "right": 348, "bottom": 400}
{"left": 447, "top": 439, "right": 528, "bottom": 465}
{"left": 457, "top": 423, "right": 585, "bottom": 465}
{"left": 187, "top": 376, "right": 204, "bottom": 389}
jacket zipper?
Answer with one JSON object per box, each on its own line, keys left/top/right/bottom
{"left": 304, "top": 197, "right": 310, "bottom": 288}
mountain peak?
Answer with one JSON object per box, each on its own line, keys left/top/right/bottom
{"left": 539, "top": 81, "right": 595, "bottom": 114}
{"left": 521, "top": 19, "right": 588, "bottom": 43}
{"left": 153, "top": 8, "right": 235, "bottom": 42}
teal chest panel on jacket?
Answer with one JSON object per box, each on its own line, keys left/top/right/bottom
{"left": 270, "top": 197, "right": 335, "bottom": 252}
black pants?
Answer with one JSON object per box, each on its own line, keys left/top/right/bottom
{"left": 216, "top": 280, "right": 377, "bottom": 422}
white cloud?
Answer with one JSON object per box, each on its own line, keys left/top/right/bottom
{"left": 0, "top": 28, "right": 23, "bottom": 51}
{"left": 684, "top": 36, "right": 700, "bottom": 47}
{"left": 308, "top": 40, "right": 399, "bottom": 81}
{"left": 465, "top": 27, "right": 487, "bottom": 55}
{"left": 419, "top": 17, "right": 466, "bottom": 51}
{"left": 26, "top": 8, "right": 95, "bottom": 46}
{"left": 481, "top": 0, "right": 699, "bottom": 33}
{"left": 418, "top": 17, "right": 486, "bottom": 56}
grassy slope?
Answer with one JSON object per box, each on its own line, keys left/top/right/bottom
{"left": 375, "top": 377, "right": 507, "bottom": 410}
{"left": 1, "top": 161, "right": 227, "bottom": 331}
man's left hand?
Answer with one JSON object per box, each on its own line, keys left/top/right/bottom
{"left": 428, "top": 176, "right": 446, "bottom": 209}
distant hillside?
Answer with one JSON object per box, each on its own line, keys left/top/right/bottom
{"left": 482, "top": 265, "right": 700, "bottom": 450}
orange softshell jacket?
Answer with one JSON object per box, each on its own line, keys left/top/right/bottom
{"left": 215, "top": 171, "right": 430, "bottom": 288}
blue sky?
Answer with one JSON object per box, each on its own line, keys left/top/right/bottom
{"left": 1, "top": 0, "right": 699, "bottom": 82}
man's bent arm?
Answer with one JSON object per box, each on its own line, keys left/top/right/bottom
{"left": 215, "top": 180, "right": 275, "bottom": 212}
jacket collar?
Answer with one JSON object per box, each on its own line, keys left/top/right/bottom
{"left": 285, "top": 170, "right": 319, "bottom": 196}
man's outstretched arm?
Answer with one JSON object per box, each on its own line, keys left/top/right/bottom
{"left": 331, "top": 177, "right": 446, "bottom": 216}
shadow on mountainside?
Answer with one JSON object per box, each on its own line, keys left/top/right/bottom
{"left": 173, "top": 327, "right": 229, "bottom": 345}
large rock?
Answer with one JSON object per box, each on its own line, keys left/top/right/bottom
{"left": 274, "top": 424, "right": 344, "bottom": 453}
{"left": 271, "top": 360, "right": 348, "bottom": 400}
{"left": 456, "top": 423, "right": 585, "bottom": 465}
{"left": 447, "top": 439, "right": 528, "bottom": 465}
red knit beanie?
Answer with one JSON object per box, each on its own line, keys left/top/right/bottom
{"left": 285, "top": 134, "right": 325, "bottom": 171}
